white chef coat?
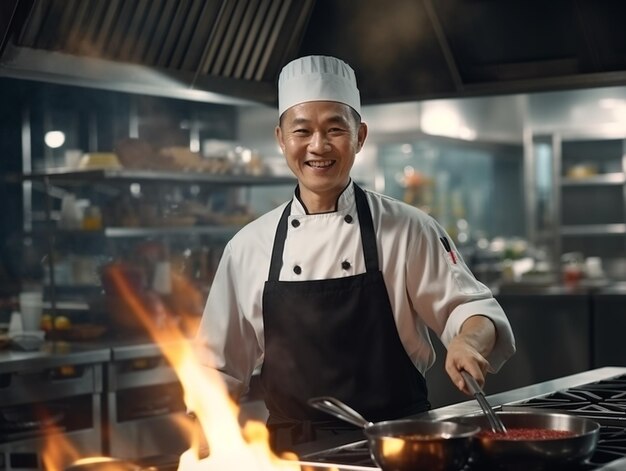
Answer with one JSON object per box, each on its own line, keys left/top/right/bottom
{"left": 196, "top": 182, "right": 516, "bottom": 397}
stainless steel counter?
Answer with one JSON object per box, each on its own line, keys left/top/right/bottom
{"left": 0, "top": 341, "right": 110, "bottom": 374}
{"left": 422, "top": 366, "right": 626, "bottom": 421}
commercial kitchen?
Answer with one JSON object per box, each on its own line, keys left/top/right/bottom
{"left": 1, "top": 1, "right": 626, "bottom": 470}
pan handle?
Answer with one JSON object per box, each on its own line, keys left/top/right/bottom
{"left": 307, "top": 396, "right": 373, "bottom": 429}
{"left": 461, "top": 371, "right": 507, "bottom": 434}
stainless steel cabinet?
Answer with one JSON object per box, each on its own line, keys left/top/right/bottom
{"left": 0, "top": 347, "right": 109, "bottom": 471}
{"left": 593, "top": 288, "right": 626, "bottom": 368}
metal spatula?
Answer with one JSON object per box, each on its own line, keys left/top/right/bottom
{"left": 461, "top": 370, "right": 507, "bottom": 434}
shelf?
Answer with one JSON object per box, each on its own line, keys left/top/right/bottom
{"left": 103, "top": 225, "right": 240, "bottom": 238}
{"left": 15, "top": 168, "right": 296, "bottom": 186}
{"left": 561, "top": 173, "right": 625, "bottom": 186}
{"left": 43, "top": 300, "right": 90, "bottom": 311}
{"left": 560, "top": 224, "right": 626, "bottom": 236}
{"left": 29, "top": 225, "right": 242, "bottom": 238}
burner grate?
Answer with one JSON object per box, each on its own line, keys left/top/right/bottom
{"left": 511, "top": 374, "right": 626, "bottom": 469}
{"left": 518, "top": 374, "right": 626, "bottom": 417}
{"left": 306, "top": 440, "right": 374, "bottom": 467}
{"left": 583, "top": 425, "right": 626, "bottom": 468}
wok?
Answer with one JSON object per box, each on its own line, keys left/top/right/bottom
{"left": 453, "top": 410, "right": 600, "bottom": 471}
{"left": 308, "top": 397, "right": 479, "bottom": 471}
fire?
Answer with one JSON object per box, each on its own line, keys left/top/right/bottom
{"left": 41, "top": 423, "right": 81, "bottom": 471}
{"left": 42, "top": 264, "right": 337, "bottom": 471}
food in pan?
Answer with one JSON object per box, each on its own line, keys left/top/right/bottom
{"left": 478, "top": 427, "right": 575, "bottom": 440}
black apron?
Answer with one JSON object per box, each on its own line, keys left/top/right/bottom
{"left": 261, "top": 184, "right": 429, "bottom": 452}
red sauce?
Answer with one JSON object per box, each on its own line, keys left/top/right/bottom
{"left": 478, "top": 427, "right": 575, "bottom": 441}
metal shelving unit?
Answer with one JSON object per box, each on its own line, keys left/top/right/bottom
{"left": 555, "top": 134, "right": 626, "bottom": 275}
{"left": 18, "top": 169, "right": 296, "bottom": 315}
{"left": 527, "top": 132, "right": 626, "bottom": 277}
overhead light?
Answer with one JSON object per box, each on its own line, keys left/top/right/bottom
{"left": 44, "top": 130, "right": 65, "bottom": 148}
{"left": 458, "top": 126, "right": 477, "bottom": 141}
{"left": 598, "top": 98, "right": 624, "bottom": 109}
{"left": 421, "top": 104, "right": 476, "bottom": 140}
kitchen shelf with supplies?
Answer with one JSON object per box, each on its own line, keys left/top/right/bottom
{"left": 19, "top": 167, "right": 296, "bottom": 241}
{"left": 16, "top": 168, "right": 296, "bottom": 338}
{"left": 547, "top": 134, "right": 626, "bottom": 280}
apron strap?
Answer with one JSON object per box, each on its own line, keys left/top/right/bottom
{"left": 354, "top": 184, "right": 380, "bottom": 272}
{"left": 268, "top": 202, "right": 292, "bottom": 282}
{"left": 268, "top": 184, "right": 379, "bottom": 281}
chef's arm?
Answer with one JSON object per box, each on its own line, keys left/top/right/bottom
{"left": 194, "top": 243, "right": 261, "bottom": 403}
{"left": 445, "top": 315, "right": 496, "bottom": 395}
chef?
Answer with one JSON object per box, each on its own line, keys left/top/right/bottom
{"left": 196, "top": 55, "right": 516, "bottom": 451}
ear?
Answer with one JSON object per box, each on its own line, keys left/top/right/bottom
{"left": 275, "top": 125, "right": 285, "bottom": 153}
{"left": 356, "top": 122, "right": 368, "bottom": 153}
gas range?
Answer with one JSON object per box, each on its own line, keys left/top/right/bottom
{"left": 134, "top": 368, "right": 626, "bottom": 471}
{"left": 297, "top": 367, "right": 626, "bottom": 471}
{"left": 507, "top": 371, "right": 626, "bottom": 469}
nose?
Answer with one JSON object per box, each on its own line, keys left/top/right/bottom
{"left": 308, "top": 131, "right": 330, "bottom": 154}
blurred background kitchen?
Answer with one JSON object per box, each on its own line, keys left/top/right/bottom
{"left": 0, "top": 0, "right": 626, "bottom": 460}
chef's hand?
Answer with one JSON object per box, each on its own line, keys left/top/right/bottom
{"left": 445, "top": 315, "right": 496, "bottom": 395}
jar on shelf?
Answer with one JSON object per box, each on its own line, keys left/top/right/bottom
{"left": 82, "top": 205, "right": 103, "bottom": 231}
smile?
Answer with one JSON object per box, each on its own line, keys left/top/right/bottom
{"left": 306, "top": 160, "right": 335, "bottom": 168}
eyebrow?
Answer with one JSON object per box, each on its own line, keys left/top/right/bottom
{"left": 288, "top": 115, "right": 350, "bottom": 127}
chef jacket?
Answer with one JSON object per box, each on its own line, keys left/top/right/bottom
{"left": 196, "top": 181, "right": 516, "bottom": 397}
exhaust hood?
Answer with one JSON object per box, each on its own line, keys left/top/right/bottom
{"left": 0, "top": 0, "right": 314, "bottom": 105}
{"left": 2, "top": 0, "right": 626, "bottom": 106}
{"left": 298, "top": 0, "right": 626, "bottom": 104}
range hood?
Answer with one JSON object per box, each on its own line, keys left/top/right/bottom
{"left": 297, "top": 0, "right": 626, "bottom": 104}
{"left": 0, "top": 0, "right": 314, "bottom": 105}
{"left": 2, "top": 0, "right": 626, "bottom": 106}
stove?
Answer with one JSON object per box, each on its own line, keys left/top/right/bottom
{"left": 508, "top": 372, "right": 626, "bottom": 469}
{"left": 132, "top": 368, "right": 626, "bottom": 471}
{"left": 297, "top": 367, "right": 626, "bottom": 471}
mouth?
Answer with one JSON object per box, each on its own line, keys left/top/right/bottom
{"left": 305, "top": 159, "right": 335, "bottom": 169}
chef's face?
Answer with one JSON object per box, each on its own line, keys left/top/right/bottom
{"left": 275, "top": 101, "right": 367, "bottom": 207}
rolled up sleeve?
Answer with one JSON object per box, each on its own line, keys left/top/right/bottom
{"left": 409, "top": 218, "right": 516, "bottom": 372}
{"left": 440, "top": 297, "right": 516, "bottom": 373}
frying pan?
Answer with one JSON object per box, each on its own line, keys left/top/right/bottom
{"left": 308, "top": 397, "right": 479, "bottom": 471}
{"left": 65, "top": 457, "right": 139, "bottom": 471}
{"left": 453, "top": 410, "right": 600, "bottom": 471}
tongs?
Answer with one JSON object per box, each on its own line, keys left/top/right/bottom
{"left": 461, "top": 370, "right": 507, "bottom": 434}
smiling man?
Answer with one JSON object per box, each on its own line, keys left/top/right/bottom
{"left": 196, "top": 55, "right": 516, "bottom": 452}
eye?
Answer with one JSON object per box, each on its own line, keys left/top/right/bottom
{"left": 293, "top": 128, "right": 310, "bottom": 135}
{"left": 328, "top": 127, "right": 348, "bottom": 134}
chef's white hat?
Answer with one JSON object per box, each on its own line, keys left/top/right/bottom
{"left": 278, "top": 55, "right": 361, "bottom": 117}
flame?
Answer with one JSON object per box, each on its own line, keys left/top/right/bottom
{"left": 42, "top": 264, "right": 339, "bottom": 471}
{"left": 41, "top": 423, "right": 81, "bottom": 471}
